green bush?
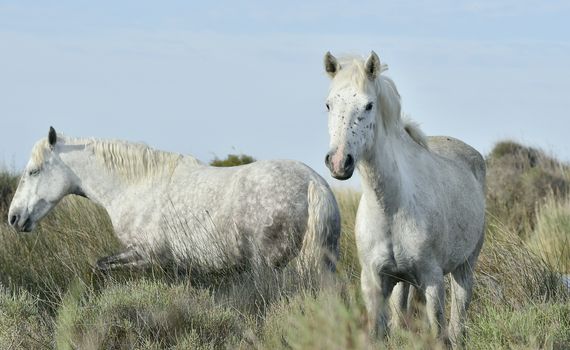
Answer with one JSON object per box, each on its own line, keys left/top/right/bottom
{"left": 210, "top": 154, "right": 255, "bottom": 167}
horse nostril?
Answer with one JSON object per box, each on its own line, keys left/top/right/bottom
{"left": 9, "top": 214, "right": 19, "bottom": 226}
{"left": 325, "top": 153, "right": 331, "bottom": 167}
{"left": 344, "top": 154, "right": 354, "bottom": 171}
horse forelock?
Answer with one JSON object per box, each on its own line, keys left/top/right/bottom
{"left": 30, "top": 139, "right": 51, "bottom": 167}
{"left": 331, "top": 55, "right": 428, "bottom": 149}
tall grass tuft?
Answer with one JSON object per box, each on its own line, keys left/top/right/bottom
{"left": 55, "top": 279, "right": 245, "bottom": 349}
{"left": 0, "top": 288, "right": 51, "bottom": 349}
{"left": 0, "top": 197, "right": 119, "bottom": 311}
{"left": 475, "top": 219, "right": 567, "bottom": 310}
{"left": 333, "top": 188, "right": 361, "bottom": 282}
{"left": 528, "top": 194, "right": 570, "bottom": 274}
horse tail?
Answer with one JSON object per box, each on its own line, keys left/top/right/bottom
{"left": 299, "top": 180, "right": 341, "bottom": 273}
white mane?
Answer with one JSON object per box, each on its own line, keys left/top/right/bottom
{"left": 88, "top": 139, "right": 187, "bottom": 182}
{"left": 32, "top": 135, "right": 202, "bottom": 183}
{"left": 333, "top": 56, "right": 428, "bottom": 149}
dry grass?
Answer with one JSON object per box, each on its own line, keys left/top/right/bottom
{"left": 528, "top": 194, "right": 570, "bottom": 274}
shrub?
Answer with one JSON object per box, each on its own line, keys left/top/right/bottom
{"left": 0, "top": 288, "right": 51, "bottom": 349}
{"left": 262, "top": 287, "right": 372, "bottom": 350}
{"left": 486, "top": 140, "right": 569, "bottom": 235}
{"left": 210, "top": 154, "right": 255, "bottom": 167}
{"left": 56, "top": 280, "right": 245, "bottom": 349}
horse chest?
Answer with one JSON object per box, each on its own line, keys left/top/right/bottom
{"left": 356, "top": 198, "right": 425, "bottom": 279}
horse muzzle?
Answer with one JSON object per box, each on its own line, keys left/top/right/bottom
{"left": 8, "top": 212, "right": 35, "bottom": 232}
{"left": 325, "top": 150, "right": 355, "bottom": 180}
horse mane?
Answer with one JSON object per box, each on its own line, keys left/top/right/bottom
{"left": 402, "top": 115, "right": 429, "bottom": 149}
{"left": 88, "top": 139, "right": 193, "bottom": 182}
{"left": 333, "top": 55, "right": 429, "bottom": 150}
{"left": 34, "top": 135, "right": 202, "bottom": 183}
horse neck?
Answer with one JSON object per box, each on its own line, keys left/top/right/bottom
{"left": 358, "top": 124, "right": 418, "bottom": 214}
{"left": 59, "top": 145, "right": 133, "bottom": 209}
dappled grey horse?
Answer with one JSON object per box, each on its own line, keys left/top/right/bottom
{"left": 323, "top": 51, "right": 485, "bottom": 346}
{"left": 8, "top": 127, "right": 340, "bottom": 274}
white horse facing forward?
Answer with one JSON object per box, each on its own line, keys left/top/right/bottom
{"left": 8, "top": 128, "right": 340, "bottom": 274}
{"left": 323, "top": 52, "right": 485, "bottom": 346}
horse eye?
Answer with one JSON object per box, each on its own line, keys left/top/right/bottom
{"left": 325, "top": 103, "right": 330, "bottom": 111}
{"left": 365, "top": 102, "right": 374, "bottom": 111}
{"left": 29, "top": 169, "right": 40, "bottom": 177}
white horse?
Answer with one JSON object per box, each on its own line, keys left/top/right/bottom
{"left": 323, "top": 52, "right": 485, "bottom": 346}
{"left": 8, "top": 128, "right": 340, "bottom": 274}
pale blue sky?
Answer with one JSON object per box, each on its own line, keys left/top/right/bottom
{"left": 1, "top": 1, "right": 569, "bottom": 186}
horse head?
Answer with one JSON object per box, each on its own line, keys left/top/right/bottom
{"left": 323, "top": 51, "right": 400, "bottom": 180}
{"left": 8, "top": 127, "right": 75, "bottom": 232}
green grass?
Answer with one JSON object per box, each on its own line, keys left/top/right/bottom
{"left": 0, "top": 141, "right": 569, "bottom": 349}
{"left": 0, "top": 288, "right": 51, "bottom": 349}
{"left": 55, "top": 279, "right": 245, "bottom": 350}
{"left": 469, "top": 303, "right": 570, "bottom": 349}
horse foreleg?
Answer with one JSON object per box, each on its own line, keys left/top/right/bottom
{"left": 361, "top": 266, "right": 396, "bottom": 338}
{"left": 422, "top": 268, "right": 450, "bottom": 346}
{"left": 96, "top": 246, "right": 148, "bottom": 272}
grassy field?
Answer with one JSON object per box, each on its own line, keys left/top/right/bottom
{"left": 0, "top": 140, "right": 569, "bottom": 349}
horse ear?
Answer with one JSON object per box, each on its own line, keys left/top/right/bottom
{"left": 364, "top": 50, "right": 381, "bottom": 80}
{"left": 324, "top": 51, "right": 340, "bottom": 78}
{"left": 48, "top": 126, "right": 57, "bottom": 148}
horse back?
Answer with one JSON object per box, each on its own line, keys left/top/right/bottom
{"left": 427, "top": 136, "right": 486, "bottom": 190}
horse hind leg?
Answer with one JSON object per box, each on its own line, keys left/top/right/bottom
{"left": 389, "top": 281, "right": 410, "bottom": 329}
{"left": 449, "top": 233, "right": 484, "bottom": 347}
{"left": 449, "top": 262, "right": 474, "bottom": 348}
{"left": 420, "top": 267, "right": 450, "bottom": 346}
{"left": 96, "top": 245, "right": 148, "bottom": 272}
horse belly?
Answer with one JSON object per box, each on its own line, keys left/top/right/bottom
{"left": 234, "top": 199, "right": 308, "bottom": 267}
{"left": 428, "top": 180, "right": 485, "bottom": 273}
